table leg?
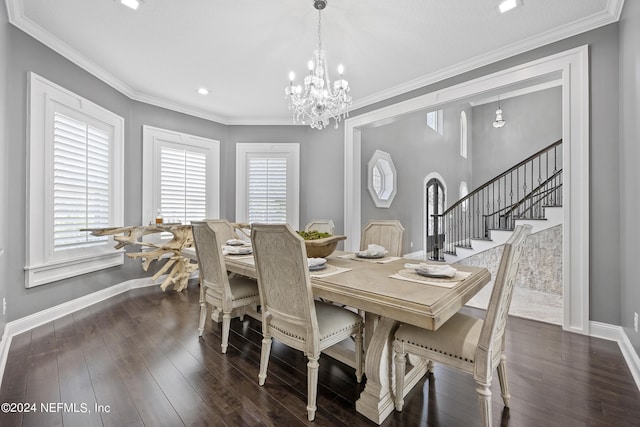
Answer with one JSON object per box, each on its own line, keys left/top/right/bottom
{"left": 355, "top": 317, "right": 429, "bottom": 424}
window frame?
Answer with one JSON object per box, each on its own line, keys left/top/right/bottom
{"left": 141, "top": 125, "right": 220, "bottom": 232}
{"left": 235, "top": 143, "right": 300, "bottom": 230}
{"left": 26, "top": 72, "right": 124, "bottom": 288}
{"left": 460, "top": 110, "right": 468, "bottom": 158}
{"left": 367, "top": 150, "right": 397, "bottom": 208}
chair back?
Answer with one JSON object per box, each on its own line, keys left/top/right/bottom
{"left": 191, "top": 221, "right": 231, "bottom": 299}
{"left": 304, "top": 219, "right": 336, "bottom": 235}
{"left": 251, "top": 224, "right": 318, "bottom": 341}
{"left": 202, "top": 219, "right": 239, "bottom": 243}
{"left": 360, "top": 220, "right": 405, "bottom": 256}
{"left": 474, "top": 224, "right": 531, "bottom": 382}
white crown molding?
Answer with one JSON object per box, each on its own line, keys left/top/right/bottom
{"left": 6, "top": 0, "right": 625, "bottom": 125}
{"left": 351, "top": 0, "right": 624, "bottom": 112}
{"left": 5, "top": 0, "right": 234, "bottom": 124}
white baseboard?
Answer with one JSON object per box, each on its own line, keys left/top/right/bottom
{"left": 590, "top": 321, "right": 640, "bottom": 391}
{"left": 0, "top": 276, "right": 159, "bottom": 388}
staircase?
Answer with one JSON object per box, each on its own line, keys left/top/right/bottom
{"left": 443, "top": 205, "right": 563, "bottom": 263}
{"left": 433, "top": 139, "right": 563, "bottom": 263}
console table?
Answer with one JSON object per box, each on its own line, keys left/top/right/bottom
{"left": 85, "top": 224, "right": 196, "bottom": 292}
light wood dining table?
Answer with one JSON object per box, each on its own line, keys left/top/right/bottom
{"left": 224, "top": 250, "right": 491, "bottom": 425}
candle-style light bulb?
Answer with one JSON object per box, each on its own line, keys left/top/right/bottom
{"left": 308, "top": 60, "right": 314, "bottom": 71}
{"left": 288, "top": 71, "right": 295, "bottom": 82}
{"left": 337, "top": 64, "right": 344, "bottom": 75}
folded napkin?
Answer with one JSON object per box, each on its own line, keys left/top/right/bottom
{"left": 223, "top": 245, "right": 252, "bottom": 255}
{"left": 307, "top": 257, "right": 327, "bottom": 268}
{"left": 404, "top": 263, "right": 457, "bottom": 278}
{"left": 358, "top": 244, "right": 388, "bottom": 256}
{"left": 226, "top": 238, "right": 249, "bottom": 246}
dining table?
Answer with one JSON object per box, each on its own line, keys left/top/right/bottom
{"left": 224, "top": 250, "right": 491, "bottom": 425}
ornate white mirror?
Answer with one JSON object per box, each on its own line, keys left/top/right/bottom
{"left": 367, "top": 150, "right": 397, "bottom": 208}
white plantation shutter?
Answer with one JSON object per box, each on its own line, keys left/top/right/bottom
{"left": 53, "top": 112, "right": 109, "bottom": 250}
{"left": 27, "top": 73, "right": 124, "bottom": 287}
{"left": 160, "top": 146, "right": 207, "bottom": 224}
{"left": 236, "top": 144, "right": 299, "bottom": 229}
{"left": 248, "top": 157, "right": 287, "bottom": 223}
{"left": 141, "top": 126, "right": 219, "bottom": 232}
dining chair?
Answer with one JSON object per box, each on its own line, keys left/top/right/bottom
{"left": 251, "top": 223, "right": 363, "bottom": 421}
{"left": 191, "top": 220, "right": 260, "bottom": 353}
{"left": 360, "top": 219, "right": 405, "bottom": 256}
{"left": 182, "top": 218, "right": 239, "bottom": 262}
{"left": 304, "top": 219, "right": 336, "bottom": 235}
{"left": 392, "top": 224, "right": 531, "bottom": 426}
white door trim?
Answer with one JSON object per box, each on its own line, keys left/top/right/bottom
{"left": 343, "top": 46, "right": 590, "bottom": 334}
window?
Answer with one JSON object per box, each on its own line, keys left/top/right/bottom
{"left": 423, "top": 172, "right": 447, "bottom": 259}
{"left": 26, "top": 73, "right": 124, "bottom": 288}
{"left": 426, "top": 109, "right": 444, "bottom": 135}
{"left": 236, "top": 144, "right": 299, "bottom": 229}
{"left": 142, "top": 126, "right": 219, "bottom": 228}
{"left": 459, "top": 181, "right": 469, "bottom": 212}
{"left": 367, "top": 150, "right": 397, "bottom": 208}
{"left": 460, "top": 110, "right": 468, "bottom": 158}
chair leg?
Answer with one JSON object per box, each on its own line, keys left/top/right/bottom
{"left": 221, "top": 311, "right": 231, "bottom": 353}
{"left": 198, "top": 289, "right": 207, "bottom": 337}
{"left": 393, "top": 342, "right": 407, "bottom": 411}
{"left": 258, "top": 334, "right": 272, "bottom": 386}
{"left": 476, "top": 383, "right": 492, "bottom": 427}
{"left": 497, "top": 354, "right": 511, "bottom": 407}
{"left": 354, "top": 326, "right": 363, "bottom": 383}
{"left": 306, "top": 355, "right": 320, "bottom": 421}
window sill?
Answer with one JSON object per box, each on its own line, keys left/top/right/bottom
{"left": 24, "top": 250, "right": 124, "bottom": 288}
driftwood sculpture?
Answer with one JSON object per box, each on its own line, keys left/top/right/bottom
{"left": 87, "top": 225, "right": 197, "bottom": 292}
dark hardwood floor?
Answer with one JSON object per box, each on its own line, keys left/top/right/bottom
{"left": 1, "top": 281, "right": 639, "bottom": 427}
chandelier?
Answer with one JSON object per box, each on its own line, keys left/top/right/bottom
{"left": 285, "top": 0, "right": 352, "bottom": 130}
{"left": 493, "top": 98, "right": 506, "bottom": 128}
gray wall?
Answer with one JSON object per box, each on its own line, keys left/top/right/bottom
{"left": 360, "top": 104, "right": 473, "bottom": 253}
{"left": 4, "top": 21, "right": 149, "bottom": 321}
{"left": 619, "top": 1, "right": 640, "bottom": 354}
{"left": 471, "top": 87, "right": 562, "bottom": 186}
{"left": 0, "top": 5, "right": 9, "bottom": 338}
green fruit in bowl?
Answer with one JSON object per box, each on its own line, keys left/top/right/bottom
{"left": 297, "top": 230, "right": 332, "bottom": 240}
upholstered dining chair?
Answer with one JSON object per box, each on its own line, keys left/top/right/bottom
{"left": 251, "top": 223, "right": 364, "bottom": 421}
{"left": 360, "top": 219, "right": 405, "bottom": 256}
{"left": 191, "top": 220, "right": 260, "bottom": 353}
{"left": 304, "top": 219, "right": 336, "bottom": 235}
{"left": 392, "top": 224, "right": 531, "bottom": 427}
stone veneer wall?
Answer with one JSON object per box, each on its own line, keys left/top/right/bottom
{"left": 456, "top": 225, "right": 563, "bottom": 295}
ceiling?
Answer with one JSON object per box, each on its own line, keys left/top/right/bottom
{"left": 6, "top": 0, "right": 624, "bottom": 125}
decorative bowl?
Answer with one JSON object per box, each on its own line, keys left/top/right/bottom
{"left": 303, "top": 235, "right": 347, "bottom": 258}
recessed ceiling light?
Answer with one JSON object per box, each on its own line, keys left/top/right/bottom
{"left": 197, "top": 88, "right": 210, "bottom": 95}
{"left": 498, "top": 0, "right": 519, "bottom": 13}
{"left": 120, "top": 0, "right": 141, "bottom": 10}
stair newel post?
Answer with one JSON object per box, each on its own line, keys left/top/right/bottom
{"left": 431, "top": 213, "right": 440, "bottom": 261}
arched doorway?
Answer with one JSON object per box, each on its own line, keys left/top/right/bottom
{"left": 425, "top": 175, "right": 445, "bottom": 260}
